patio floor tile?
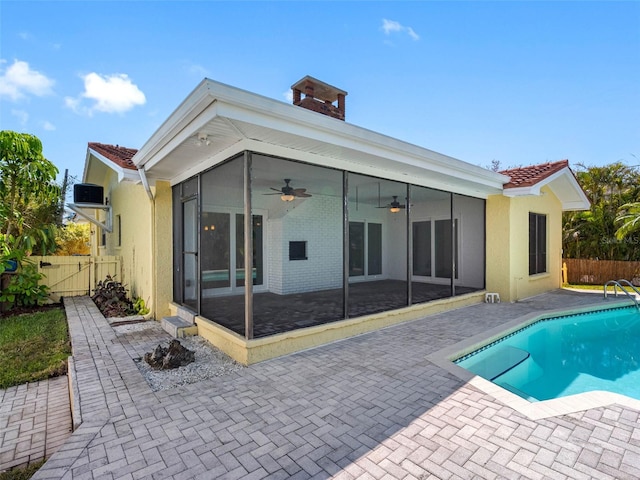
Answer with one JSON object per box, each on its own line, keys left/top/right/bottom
{"left": 12, "top": 291, "right": 640, "bottom": 479}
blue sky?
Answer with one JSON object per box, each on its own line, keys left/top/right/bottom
{"left": 1, "top": 1, "right": 639, "bottom": 184}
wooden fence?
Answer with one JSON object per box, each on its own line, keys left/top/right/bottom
{"left": 563, "top": 258, "right": 640, "bottom": 286}
{"left": 31, "top": 255, "right": 122, "bottom": 302}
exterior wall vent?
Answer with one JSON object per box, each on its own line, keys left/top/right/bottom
{"left": 74, "top": 184, "right": 104, "bottom": 205}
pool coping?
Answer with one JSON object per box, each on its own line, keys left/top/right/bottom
{"left": 428, "top": 299, "right": 640, "bottom": 420}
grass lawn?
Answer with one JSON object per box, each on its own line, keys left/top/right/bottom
{"left": 563, "top": 283, "right": 638, "bottom": 292}
{"left": 0, "top": 307, "right": 70, "bottom": 389}
{"left": 0, "top": 460, "right": 46, "bottom": 480}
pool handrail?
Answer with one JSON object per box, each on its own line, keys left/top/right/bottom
{"left": 604, "top": 279, "right": 640, "bottom": 310}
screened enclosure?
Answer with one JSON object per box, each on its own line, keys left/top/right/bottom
{"left": 173, "top": 151, "right": 486, "bottom": 339}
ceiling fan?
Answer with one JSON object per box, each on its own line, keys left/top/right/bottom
{"left": 377, "top": 195, "right": 406, "bottom": 213}
{"left": 265, "top": 179, "right": 312, "bottom": 202}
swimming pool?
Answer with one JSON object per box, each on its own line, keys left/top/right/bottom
{"left": 455, "top": 305, "right": 640, "bottom": 402}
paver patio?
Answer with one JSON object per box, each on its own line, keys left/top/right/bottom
{"left": 29, "top": 291, "right": 640, "bottom": 479}
{"left": 0, "top": 376, "right": 72, "bottom": 471}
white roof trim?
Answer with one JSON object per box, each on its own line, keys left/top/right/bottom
{"left": 81, "top": 149, "right": 92, "bottom": 184}
{"left": 502, "top": 167, "right": 590, "bottom": 211}
{"left": 133, "top": 79, "right": 216, "bottom": 167}
{"left": 131, "top": 78, "right": 508, "bottom": 193}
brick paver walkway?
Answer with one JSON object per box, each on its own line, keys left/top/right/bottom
{"left": 32, "top": 292, "right": 640, "bottom": 479}
{"left": 0, "top": 376, "right": 72, "bottom": 471}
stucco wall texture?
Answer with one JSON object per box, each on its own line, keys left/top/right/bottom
{"left": 486, "top": 185, "right": 562, "bottom": 302}
{"left": 91, "top": 171, "right": 173, "bottom": 319}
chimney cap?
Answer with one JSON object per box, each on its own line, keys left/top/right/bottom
{"left": 291, "top": 75, "right": 347, "bottom": 102}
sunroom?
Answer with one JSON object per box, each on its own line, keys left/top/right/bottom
{"left": 133, "top": 76, "right": 507, "bottom": 349}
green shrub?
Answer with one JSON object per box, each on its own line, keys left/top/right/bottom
{"left": 0, "top": 262, "right": 49, "bottom": 308}
{"left": 1, "top": 234, "right": 50, "bottom": 310}
{"left": 132, "top": 297, "right": 150, "bottom": 315}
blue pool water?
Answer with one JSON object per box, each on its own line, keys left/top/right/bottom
{"left": 455, "top": 306, "right": 640, "bottom": 402}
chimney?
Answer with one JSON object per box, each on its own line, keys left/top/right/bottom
{"left": 291, "top": 76, "right": 347, "bottom": 121}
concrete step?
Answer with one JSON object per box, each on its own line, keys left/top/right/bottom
{"left": 175, "top": 306, "right": 196, "bottom": 324}
{"left": 161, "top": 316, "right": 198, "bottom": 338}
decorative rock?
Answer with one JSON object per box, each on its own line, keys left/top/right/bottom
{"left": 144, "top": 339, "right": 195, "bottom": 370}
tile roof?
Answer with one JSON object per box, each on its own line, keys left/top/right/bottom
{"left": 89, "top": 142, "right": 138, "bottom": 170}
{"left": 499, "top": 159, "right": 569, "bottom": 189}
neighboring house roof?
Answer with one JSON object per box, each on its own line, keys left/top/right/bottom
{"left": 84, "top": 143, "right": 140, "bottom": 184}
{"left": 131, "top": 78, "right": 508, "bottom": 199}
{"left": 500, "top": 159, "right": 590, "bottom": 210}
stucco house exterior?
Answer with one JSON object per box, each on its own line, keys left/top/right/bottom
{"left": 75, "top": 76, "right": 589, "bottom": 364}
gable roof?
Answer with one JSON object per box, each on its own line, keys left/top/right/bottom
{"left": 500, "top": 160, "right": 569, "bottom": 189}
{"left": 88, "top": 143, "right": 138, "bottom": 170}
{"left": 84, "top": 143, "right": 140, "bottom": 184}
{"left": 500, "top": 159, "right": 589, "bottom": 210}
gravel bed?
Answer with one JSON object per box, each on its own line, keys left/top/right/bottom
{"left": 113, "top": 322, "right": 244, "bottom": 391}
{"left": 112, "top": 322, "right": 158, "bottom": 333}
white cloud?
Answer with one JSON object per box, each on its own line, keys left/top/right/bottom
{"left": 11, "top": 109, "right": 29, "bottom": 125}
{"left": 42, "top": 121, "right": 56, "bottom": 131}
{"left": 382, "top": 19, "right": 403, "bottom": 34}
{"left": 64, "top": 96, "right": 81, "bottom": 113}
{"left": 0, "top": 59, "right": 55, "bottom": 101}
{"left": 381, "top": 19, "right": 420, "bottom": 41}
{"left": 283, "top": 90, "right": 293, "bottom": 103}
{"left": 406, "top": 27, "right": 420, "bottom": 41}
{"left": 65, "top": 72, "right": 146, "bottom": 115}
{"left": 188, "top": 63, "right": 210, "bottom": 78}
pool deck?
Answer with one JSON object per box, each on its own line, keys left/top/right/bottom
{"left": 429, "top": 296, "right": 640, "bottom": 420}
{"left": 31, "top": 290, "right": 640, "bottom": 479}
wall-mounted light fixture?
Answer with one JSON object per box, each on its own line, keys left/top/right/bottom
{"left": 195, "top": 132, "right": 211, "bottom": 147}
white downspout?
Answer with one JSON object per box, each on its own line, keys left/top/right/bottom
{"left": 139, "top": 166, "right": 154, "bottom": 201}
{"left": 138, "top": 167, "right": 157, "bottom": 319}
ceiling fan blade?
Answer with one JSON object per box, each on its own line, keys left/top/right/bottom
{"left": 264, "top": 182, "right": 313, "bottom": 198}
